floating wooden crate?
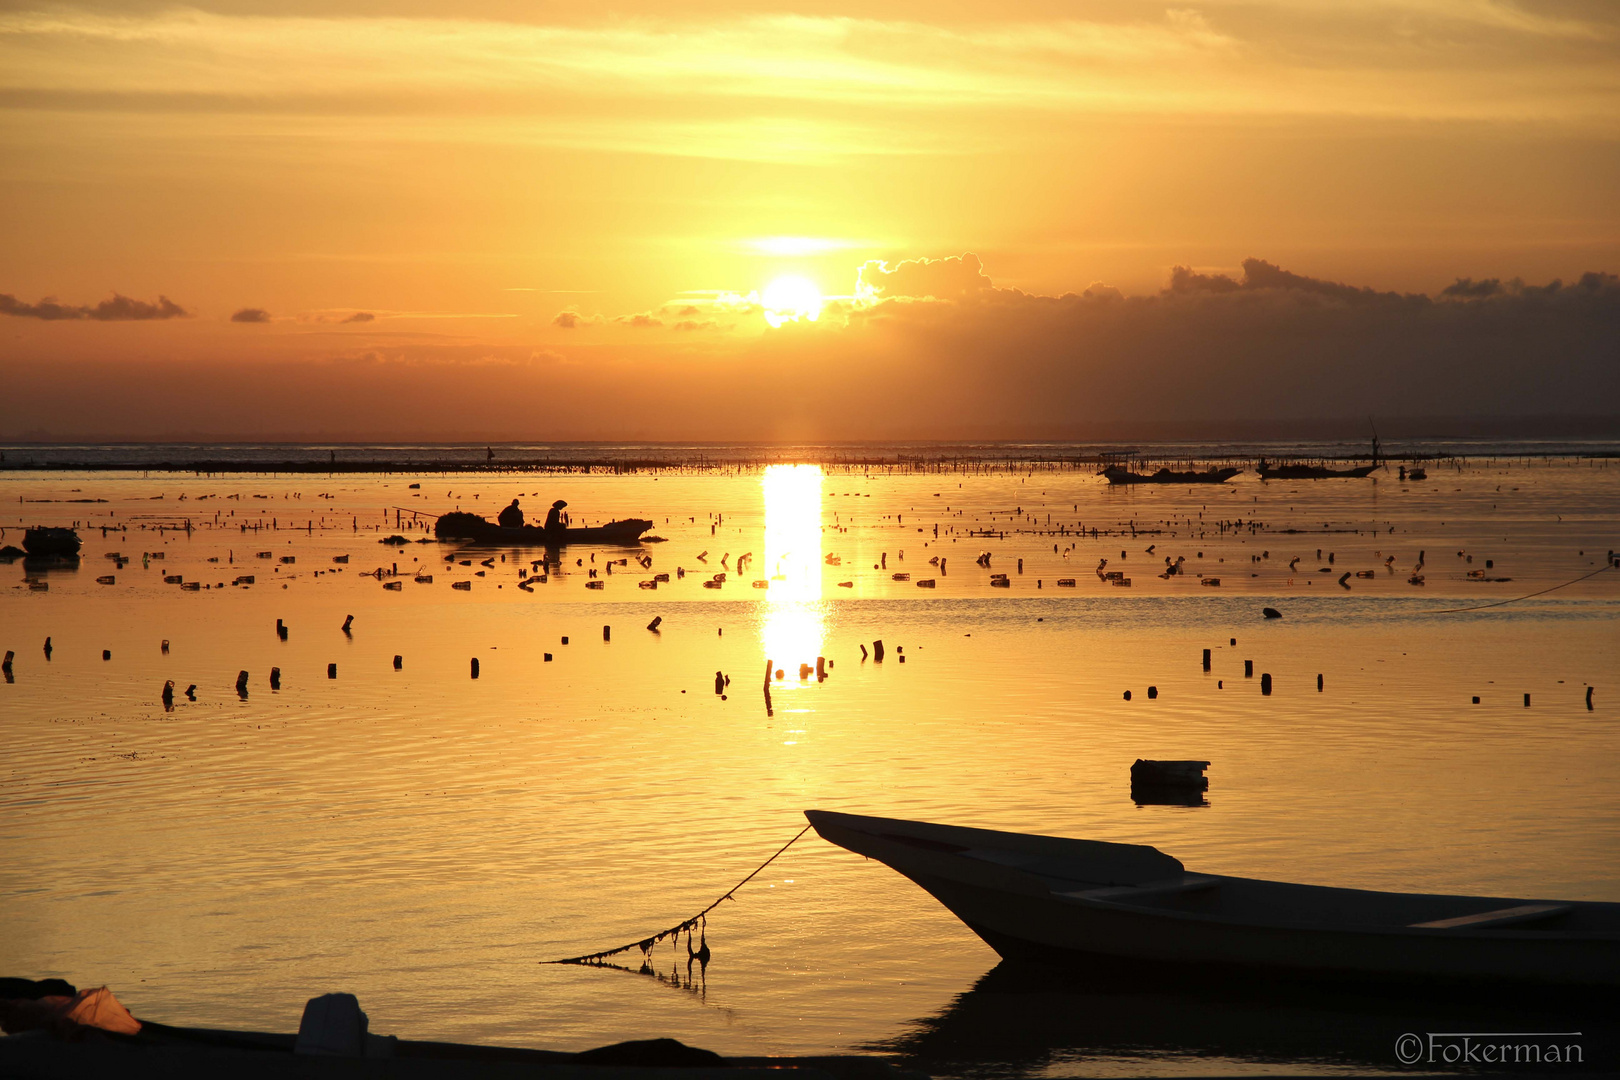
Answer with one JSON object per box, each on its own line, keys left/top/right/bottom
{"left": 1131, "top": 759, "right": 1210, "bottom": 790}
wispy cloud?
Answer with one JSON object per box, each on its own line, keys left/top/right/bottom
{"left": 2, "top": 5, "right": 1614, "bottom": 166}
{"left": 743, "top": 236, "right": 867, "bottom": 255}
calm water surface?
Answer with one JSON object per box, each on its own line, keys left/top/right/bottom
{"left": 3, "top": 455, "right": 1618, "bottom": 1075}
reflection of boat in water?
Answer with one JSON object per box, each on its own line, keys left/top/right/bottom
{"left": 22, "top": 527, "right": 81, "bottom": 557}
{"left": 806, "top": 810, "right": 1620, "bottom": 987}
{"left": 434, "top": 511, "right": 653, "bottom": 546}
{"left": 874, "top": 960, "right": 1614, "bottom": 1075}
{"left": 1100, "top": 465, "right": 1240, "bottom": 485}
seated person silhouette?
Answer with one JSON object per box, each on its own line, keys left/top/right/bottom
{"left": 544, "top": 500, "right": 569, "bottom": 532}
{"left": 497, "top": 499, "right": 525, "bottom": 528}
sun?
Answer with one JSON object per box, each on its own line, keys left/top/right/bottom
{"left": 761, "top": 275, "right": 822, "bottom": 328}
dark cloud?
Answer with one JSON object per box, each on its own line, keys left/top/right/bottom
{"left": 2, "top": 260, "right": 1613, "bottom": 441}
{"left": 857, "top": 253, "right": 992, "bottom": 301}
{"left": 817, "top": 258, "right": 1620, "bottom": 436}
{"left": 673, "top": 319, "right": 717, "bottom": 331}
{"left": 1440, "top": 273, "right": 1618, "bottom": 301}
{"left": 1442, "top": 277, "right": 1502, "bottom": 298}
{"left": 1169, "top": 258, "right": 1407, "bottom": 304}
{"left": 230, "top": 308, "right": 272, "bottom": 323}
{"left": 553, "top": 310, "right": 604, "bottom": 328}
{"left": 341, "top": 311, "right": 376, "bottom": 323}
{"left": 675, "top": 305, "right": 702, "bottom": 317}
{"left": 0, "top": 292, "right": 187, "bottom": 321}
{"left": 616, "top": 312, "right": 662, "bottom": 327}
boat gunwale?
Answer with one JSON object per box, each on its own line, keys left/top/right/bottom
{"left": 1051, "top": 874, "right": 1619, "bottom": 941}
{"left": 807, "top": 810, "right": 1620, "bottom": 942}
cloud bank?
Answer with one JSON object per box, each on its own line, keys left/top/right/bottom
{"left": 1, "top": 258, "right": 1614, "bottom": 441}
{"left": 857, "top": 253, "right": 993, "bottom": 301}
{"left": 0, "top": 292, "right": 187, "bottom": 321}
{"left": 818, "top": 257, "right": 1619, "bottom": 437}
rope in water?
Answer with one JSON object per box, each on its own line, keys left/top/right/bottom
{"left": 543, "top": 823, "right": 814, "bottom": 965}
{"left": 1425, "top": 562, "right": 1615, "bottom": 615}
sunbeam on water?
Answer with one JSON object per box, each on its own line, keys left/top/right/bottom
{"left": 759, "top": 464, "right": 825, "bottom": 677}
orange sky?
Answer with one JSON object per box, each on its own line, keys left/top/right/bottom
{"left": 1, "top": 0, "right": 1617, "bottom": 439}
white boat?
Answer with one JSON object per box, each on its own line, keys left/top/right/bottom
{"left": 804, "top": 810, "right": 1620, "bottom": 987}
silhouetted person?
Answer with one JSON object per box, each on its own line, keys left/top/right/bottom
{"left": 498, "top": 499, "right": 524, "bottom": 528}
{"left": 544, "top": 500, "right": 568, "bottom": 532}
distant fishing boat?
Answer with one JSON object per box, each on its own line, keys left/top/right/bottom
{"left": 805, "top": 810, "right": 1620, "bottom": 987}
{"left": 1100, "top": 464, "right": 1241, "bottom": 485}
{"left": 434, "top": 511, "right": 652, "bottom": 546}
{"left": 1256, "top": 460, "right": 1379, "bottom": 480}
{"left": 1257, "top": 432, "right": 1382, "bottom": 480}
{"left": 22, "top": 526, "right": 81, "bottom": 557}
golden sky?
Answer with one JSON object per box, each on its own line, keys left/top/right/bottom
{"left": 1, "top": 0, "right": 1617, "bottom": 439}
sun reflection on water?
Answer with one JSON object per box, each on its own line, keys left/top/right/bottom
{"left": 759, "top": 464, "right": 824, "bottom": 672}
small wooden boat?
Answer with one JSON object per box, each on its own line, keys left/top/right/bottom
{"left": 1101, "top": 465, "right": 1241, "bottom": 485}
{"left": 1257, "top": 432, "right": 1382, "bottom": 480}
{"left": 1256, "top": 460, "right": 1379, "bottom": 480}
{"left": 434, "top": 511, "right": 653, "bottom": 546}
{"left": 805, "top": 810, "right": 1620, "bottom": 986}
{"left": 22, "top": 527, "right": 81, "bottom": 557}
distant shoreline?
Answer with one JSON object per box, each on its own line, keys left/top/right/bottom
{"left": 3, "top": 431, "right": 1620, "bottom": 475}
{"left": 2, "top": 442, "right": 1618, "bottom": 474}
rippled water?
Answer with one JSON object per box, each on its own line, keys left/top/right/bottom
{"left": 2, "top": 455, "right": 1617, "bottom": 1074}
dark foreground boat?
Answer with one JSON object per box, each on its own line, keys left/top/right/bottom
{"left": 0, "top": 980, "right": 898, "bottom": 1080}
{"left": 1100, "top": 465, "right": 1241, "bottom": 485}
{"left": 434, "top": 511, "right": 653, "bottom": 546}
{"left": 805, "top": 810, "right": 1620, "bottom": 987}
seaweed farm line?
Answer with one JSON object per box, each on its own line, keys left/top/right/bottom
{"left": 3, "top": 437, "right": 1619, "bottom": 474}
{"left": 2, "top": 453, "right": 1618, "bottom": 1075}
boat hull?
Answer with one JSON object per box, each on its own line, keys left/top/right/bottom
{"left": 1258, "top": 464, "right": 1379, "bottom": 480}
{"left": 906, "top": 868, "right": 1616, "bottom": 987}
{"left": 1101, "top": 466, "right": 1241, "bottom": 485}
{"left": 435, "top": 514, "right": 653, "bottom": 546}
{"left": 806, "top": 810, "right": 1620, "bottom": 987}
{"left": 22, "top": 527, "right": 82, "bottom": 556}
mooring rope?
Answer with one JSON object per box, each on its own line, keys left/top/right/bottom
{"left": 543, "top": 823, "right": 814, "bottom": 965}
{"left": 1425, "top": 562, "right": 1614, "bottom": 615}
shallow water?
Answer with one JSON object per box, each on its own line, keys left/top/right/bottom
{"left": 2, "top": 453, "right": 1618, "bottom": 1074}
